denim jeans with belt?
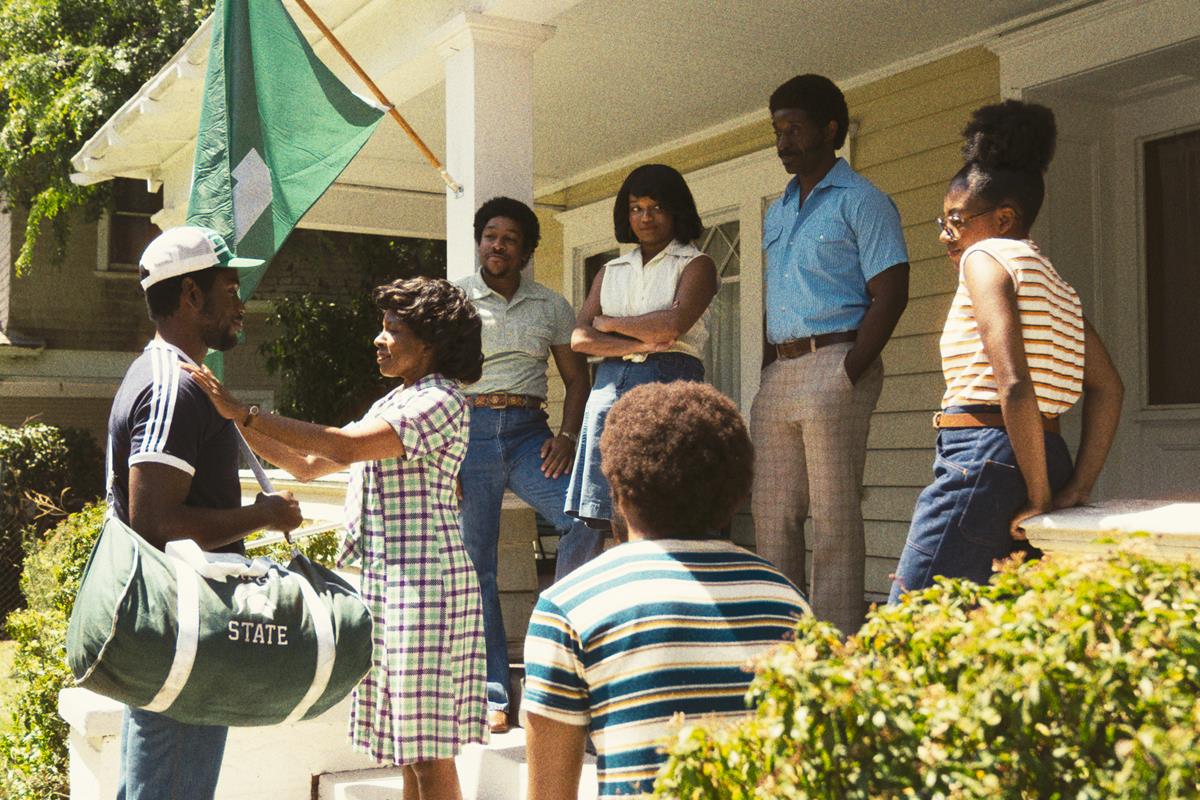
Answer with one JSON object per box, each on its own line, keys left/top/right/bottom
{"left": 565, "top": 353, "right": 705, "bottom": 524}
{"left": 116, "top": 707, "right": 227, "bottom": 800}
{"left": 888, "top": 407, "right": 1074, "bottom": 603}
{"left": 459, "top": 405, "right": 603, "bottom": 712}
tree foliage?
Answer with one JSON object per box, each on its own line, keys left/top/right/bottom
{"left": 0, "top": 0, "right": 213, "bottom": 275}
{"left": 259, "top": 232, "right": 446, "bottom": 426}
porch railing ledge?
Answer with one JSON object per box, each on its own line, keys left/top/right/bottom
{"left": 1023, "top": 499, "right": 1200, "bottom": 560}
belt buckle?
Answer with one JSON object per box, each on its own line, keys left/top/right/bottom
{"left": 931, "top": 411, "right": 943, "bottom": 429}
{"left": 488, "top": 394, "right": 508, "bottom": 409}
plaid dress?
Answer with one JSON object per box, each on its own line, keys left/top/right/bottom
{"left": 338, "top": 374, "right": 487, "bottom": 765}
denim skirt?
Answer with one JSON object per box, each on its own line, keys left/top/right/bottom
{"left": 888, "top": 407, "right": 1074, "bottom": 602}
{"left": 564, "top": 352, "right": 704, "bottom": 523}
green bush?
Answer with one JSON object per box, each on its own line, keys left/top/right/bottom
{"left": 0, "top": 504, "right": 340, "bottom": 798}
{"left": 259, "top": 233, "right": 445, "bottom": 427}
{"left": 657, "top": 552, "right": 1200, "bottom": 799}
{"left": 0, "top": 422, "right": 104, "bottom": 628}
{"left": 1, "top": 501, "right": 104, "bottom": 799}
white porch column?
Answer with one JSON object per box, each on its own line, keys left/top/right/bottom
{"left": 436, "top": 13, "right": 552, "bottom": 280}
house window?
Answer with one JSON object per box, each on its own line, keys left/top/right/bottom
{"left": 582, "top": 249, "right": 618, "bottom": 301}
{"left": 1144, "top": 128, "right": 1200, "bottom": 405}
{"left": 106, "top": 178, "right": 162, "bottom": 271}
{"left": 699, "top": 220, "right": 740, "bottom": 406}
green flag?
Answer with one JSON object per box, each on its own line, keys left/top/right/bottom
{"left": 187, "top": 0, "right": 384, "bottom": 301}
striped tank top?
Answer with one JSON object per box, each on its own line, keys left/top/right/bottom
{"left": 940, "top": 238, "right": 1085, "bottom": 416}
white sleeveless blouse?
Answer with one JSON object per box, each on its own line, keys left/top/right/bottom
{"left": 599, "top": 240, "right": 710, "bottom": 360}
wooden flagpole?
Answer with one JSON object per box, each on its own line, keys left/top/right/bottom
{"left": 290, "top": 0, "right": 463, "bottom": 196}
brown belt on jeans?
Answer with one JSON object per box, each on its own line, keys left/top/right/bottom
{"left": 933, "top": 410, "right": 1061, "bottom": 435}
{"left": 468, "top": 393, "right": 544, "bottom": 410}
{"left": 775, "top": 331, "right": 858, "bottom": 360}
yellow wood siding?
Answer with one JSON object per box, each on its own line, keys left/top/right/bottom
{"left": 537, "top": 48, "right": 1001, "bottom": 600}
{"left": 850, "top": 48, "right": 1000, "bottom": 594}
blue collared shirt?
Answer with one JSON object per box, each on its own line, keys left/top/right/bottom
{"left": 763, "top": 158, "right": 908, "bottom": 343}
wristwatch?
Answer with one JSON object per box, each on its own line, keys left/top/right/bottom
{"left": 242, "top": 404, "right": 261, "bottom": 428}
{"left": 559, "top": 430, "right": 579, "bottom": 445}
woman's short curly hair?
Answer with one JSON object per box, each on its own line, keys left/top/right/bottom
{"left": 600, "top": 381, "right": 753, "bottom": 537}
{"left": 372, "top": 277, "right": 483, "bottom": 384}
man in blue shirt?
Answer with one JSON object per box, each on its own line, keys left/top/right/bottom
{"left": 751, "top": 74, "right": 909, "bottom": 636}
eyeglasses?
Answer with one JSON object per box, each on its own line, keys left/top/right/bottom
{"left": 935, "top": 207, "right": 997, "bottom": 238}
{"left": 629, "top": 204, "right": 666, "bottom": 219}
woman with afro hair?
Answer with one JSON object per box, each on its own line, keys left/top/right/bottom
{"left": 889, "top": 101, "right": 1124, "bottom": 602}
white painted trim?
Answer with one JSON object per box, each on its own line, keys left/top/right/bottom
{"left": 432, "top": 12, "right": 553, "bottom": 58}
{"left": 993, "top": 0, "right": 1200, "bottom": 99}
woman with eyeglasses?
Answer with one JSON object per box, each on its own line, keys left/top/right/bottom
{"left": 565, "top": 163, "right": 718, "bottom": 534}
{"left": 888, "top": 100, "right": 1123, "bottom": 602}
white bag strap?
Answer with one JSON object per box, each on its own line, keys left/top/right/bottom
{"left": 283, "top": 571, "right": 336, "bottom": 723}
{"left": 142, "top": 554, "right": 201, "bottom": 713}
{"left": 165, "top": 538, "right": 272, "bottom": 582}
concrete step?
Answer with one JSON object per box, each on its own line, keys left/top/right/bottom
{"left": 316, "top": 728, "right": 598, "bottom": 800}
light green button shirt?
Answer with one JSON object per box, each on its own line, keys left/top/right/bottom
{"left": 455, "top": 270, "right": 576, "bottom": 399}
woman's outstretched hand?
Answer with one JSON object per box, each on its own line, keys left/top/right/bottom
{"left": 181, "top": 363, "right": 248, "bottom": 422}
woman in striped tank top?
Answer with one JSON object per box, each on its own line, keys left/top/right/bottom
{"left": 889, "top": 101, "right": 1124, "bottom": 602}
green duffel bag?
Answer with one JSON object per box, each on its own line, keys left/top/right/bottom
{"left": 66, "top": 515, "right": 373, "bottom": 727}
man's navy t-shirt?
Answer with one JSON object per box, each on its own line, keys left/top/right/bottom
{"left": 106, "top": 339, "right": 243, "bottom": 553}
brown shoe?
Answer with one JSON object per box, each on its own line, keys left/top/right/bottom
{"left": 488, "top": 709, "right": 510, "bottom": 734}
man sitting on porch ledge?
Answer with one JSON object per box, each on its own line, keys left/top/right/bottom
{"left": 520, "top": 381, "right": 810, "bottom": 800}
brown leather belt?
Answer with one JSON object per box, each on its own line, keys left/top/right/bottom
{"left": 468, "top": 393, "right": 544, "bottom": 410}
{"left": 775, "top": 331, "right": 858, "bottom": 360}
{"left": 933, "top": 410, "right": 1061, "bottom": 435}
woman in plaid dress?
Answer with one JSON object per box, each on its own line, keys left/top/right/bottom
{"left": 187, "top": 277, "right": 487, "bottom": 799}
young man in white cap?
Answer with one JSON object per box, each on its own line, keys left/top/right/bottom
{"left": 108, "top": 225, "right": 303, "bottom": 800}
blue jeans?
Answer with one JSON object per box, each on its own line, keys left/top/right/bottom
{"left": 565, "top": 353, "right": 705, "bottom": 523}
{"left": 888, "top": 414, "right": 1073, "bottom": 603}
{"left": 460, "top": 406, "right": 603, "bottom": 711}
{"left": 116, "top": 706, "right": 228, "bottom": 800}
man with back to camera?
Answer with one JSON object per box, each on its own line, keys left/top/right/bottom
{"left": 107, "top": 225, "right": 302, "bottom": 799}
{"left": 521, "top": 381, "right": 810, "bottom": 800}
{"left": 751, "top": 74, "right": 909, "bottom": 636}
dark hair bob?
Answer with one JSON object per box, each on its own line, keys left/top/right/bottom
{"left": 769, "top": 74, "right": 850, "bottom": 150}
{"left": 612, "top": 163, "right": 704, "bottom": 245}
{"left": 372, "top": 277, "right": 483, "bottom": 384}
{"left": 473, "top": 196, "right": 541, "bottom": 254}
{"left": 950, "top": 99, "right": 1057, "bottom": 227}
{"left": 600, "top": 381, "right": 753, "bottom": 538}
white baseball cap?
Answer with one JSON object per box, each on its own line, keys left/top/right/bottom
{"left": 139, "top": 226, "right": 264, "bottom": 290}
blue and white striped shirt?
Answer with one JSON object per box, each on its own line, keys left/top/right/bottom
{"left": 522, "top": 539, "right": 809, "bottom": 798}
{"left": 763, "top": 158, "right": 908, "bottom": 342}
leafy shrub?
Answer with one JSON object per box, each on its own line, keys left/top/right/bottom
{"left": 0, "top": 502, "right": 104, "bottom": 799}
{"left": 657, "top": 552, "right": 1200, "bottom": 799}
{"left": 258, "top": 233, "right": 445, "bottom": 427}
{"left": 0, "top": 504, "right": 341, "bottom": 798}
{"left": 0, "top": 422, "right": 103, "bottom": 630}
{"left": 0, "top": 421, "right": 103, "bottom": 532}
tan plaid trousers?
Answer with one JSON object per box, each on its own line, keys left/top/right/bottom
{"left": 750, "top": 342, "right": 882, "bottom": 635}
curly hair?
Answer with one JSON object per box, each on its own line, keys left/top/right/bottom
{"left": 372, "top": 277, "right": 483, "bottom": 384}
{"left": 769, "top": 74, "right": 850, "bottom": 150}
{"left": 600, "top": 381, "right": 753, "bottom": 538}
{"left": 612, "top": 164, "right": 703, "bottom": 244}
{"left": 473, "top": 196, "right": 541, "bottom": 253}
{"left": 950, "top": 99, "right": 1057, "bottom": 226}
